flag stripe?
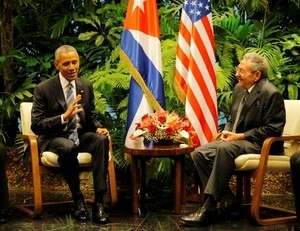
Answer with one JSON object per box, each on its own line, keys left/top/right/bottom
{"left": 174, "top": 0, "right": 218, "bottom": 147}
{"left": 201, "top": 15, "right": 215, "bottom": 57}
{"left": 121, "top": 30, "right": 165, "bottom": 111}
{"left": 121, "top": 0, "right": 165, "bottom": 147}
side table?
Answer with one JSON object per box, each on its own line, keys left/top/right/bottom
{"left": 125, "top": 141, "right": 194, "bottom": 214}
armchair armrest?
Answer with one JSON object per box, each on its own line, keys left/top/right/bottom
{"left": 258, "top": 135, "right": 300, "bottom": 171}
{"left": 21, "top": 134, "right": 43, "bottom": 176}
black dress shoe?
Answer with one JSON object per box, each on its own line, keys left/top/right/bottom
{"left": 0, "top": 211, "right": 8, "bottom": 224}
{"left": 73, "top": 199, "right": 89, "bottom": 221}
{"left": 92, "top": 202, "right": 109, "bottom": 224}
{"left": 220, "top": 196, "right": 241, "bottom": 216}
{"left": 181, "top": 206, "right": 217, "bottom": 226}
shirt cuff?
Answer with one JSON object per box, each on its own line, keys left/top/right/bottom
{"left": 61, "top": 114, "right": 69, "bottom": 131}
{"left": 61, "top": 114, "right": 68, "bottom": 124}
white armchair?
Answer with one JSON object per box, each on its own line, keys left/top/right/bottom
{"left": 15, "top": 102, "right": 118, "bottom": 218}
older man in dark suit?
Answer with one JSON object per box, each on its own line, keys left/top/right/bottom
{"left": 31, "top": 45, "right": 109, "bottom": 224}
{"left": 0, "top": 143, "right": 9, "bottom": 224}
{"left": 181, "top": 52, "right": 286, "bottom": 226}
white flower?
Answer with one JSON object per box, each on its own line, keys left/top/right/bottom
{"left": 133, "top": 129, "right": 147, "bottom": 138}
{"left": 179, "top": 130, "right": 189, "bottom": 139}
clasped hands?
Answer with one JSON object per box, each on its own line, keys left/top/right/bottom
{"left": 220, "top": 131, "right": 245, "bottom": 142}
{"left": 63, "top": 94, "right": 109, "bottom": 137}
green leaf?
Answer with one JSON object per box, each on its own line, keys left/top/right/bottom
{"left": 75, "top": 17, "right": 98, "bottom": 29}
{"left": 27, "top": 57, "right": 39, "bottom": 67}
{"left": 78, "top": 31, "right": 98, "bottom": 41}
{"left": 288, "top": 84, "right": 298, "bottom": 100}
{"left": 95, "top": 35, "right": 104, "bottom": 47}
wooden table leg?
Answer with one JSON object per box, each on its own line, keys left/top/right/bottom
{"left": 174, "top": 157, "right": 181, "bottom": 214}
{"left": 140, "top": 159, "right": 146, "bottom": 206}
{"left": 131, "top": 157, "right": 139, "bottom": 214}
{"left": 181, "top": 155, "right": 186, "bottom": 204}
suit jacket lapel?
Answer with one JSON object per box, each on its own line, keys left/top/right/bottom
{"left": 238, "top": 79, "right": 265, "bottom": 123}
{"left": 53, "top": 75, "right": 67, "bottom": 110}
{"left": 75, "top": 79, "right": 86, "bottom": 123}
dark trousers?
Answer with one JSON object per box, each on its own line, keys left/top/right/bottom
{"left": 47, "top": 132, "right": 109, "bottom": 202}
{"left": 290, "top": 151, "right": 300, "bottom": 218}
{"left": 191, "top": 139, "right": 261, "bottom": 202}
{"left": 0, "top": 144, "right": 9, "bottom": 210}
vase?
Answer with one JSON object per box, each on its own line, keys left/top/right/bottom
{"left": 154, "top": 139, "right": 173, "bottom": 145}
{"left": 143, "top": 138, "right": 173, "bottom": 147}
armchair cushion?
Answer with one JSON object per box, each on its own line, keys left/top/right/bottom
{"left": 234, "top": 154, "right": 290, "bottom": 171}
{"left": 41, "top": 152, "right": 92, "bottom": 167}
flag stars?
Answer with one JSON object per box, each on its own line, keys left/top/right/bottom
{"left": 132, "top": 0, "right": 146, "bottom": 12}
{"left": 185, "top": 0, "right": 210, "bottom": 19}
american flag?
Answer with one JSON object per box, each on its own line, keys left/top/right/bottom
{"left": 120, "top": 0, "right": 166, "bottom": 147}
{"left": 174, "top": 0, "right": 218, "bottom": 147}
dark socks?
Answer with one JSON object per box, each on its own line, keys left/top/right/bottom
{"left": 94, "top": 192, "right": 104, "bottom": 204}
{"left": 72, "top": 192, "right": 84, "bottom": 202}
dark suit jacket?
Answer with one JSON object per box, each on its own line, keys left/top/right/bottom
{"left": 224, "top": 78, "right": 286, "bottom": 154}
{"left": 31, "top": 75, "right": 102, "bottom": 154}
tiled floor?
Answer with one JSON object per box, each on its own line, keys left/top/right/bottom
{"left": 1, "top": 189, "right": 300, "bottom": 231}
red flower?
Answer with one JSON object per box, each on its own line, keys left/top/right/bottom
{"left": 165, "top": 127, "right": 174, "bottom": 136}
{"left": 148, "top": 124, "right": 157, "bottom": 133}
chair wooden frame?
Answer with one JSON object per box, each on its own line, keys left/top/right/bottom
{"left": 235, "top": 135, "right": 298, "bottom": 225}
{"left": 14, "top": 102, "right": 118, "bottom": 218}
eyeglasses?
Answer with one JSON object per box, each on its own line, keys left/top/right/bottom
{"left": 235, "top": 67, "right": 256, "bottom": 75}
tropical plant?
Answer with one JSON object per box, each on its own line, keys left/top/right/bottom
{"left": 74, "top": 2, "right": 126, "bottom": 69}
{"left": 213, "top": 11, "right": 252, "bottom": 115}
{"left": 0, "top": 77, "right": 35, "bottom": 144}
{"left": 276, "top": 34, "right": 300, "bottom": 99}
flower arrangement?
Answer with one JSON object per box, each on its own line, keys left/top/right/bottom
{"left": 130, "top": 110, "right": 191, "bottom": 144}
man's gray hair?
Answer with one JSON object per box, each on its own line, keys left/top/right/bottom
{"left": 54, "top": 45, "right": 79, "bottom": 62}
{"left": 243, "top": 52, "right": 268, "bottom": 78}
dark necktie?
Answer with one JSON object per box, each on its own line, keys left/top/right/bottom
{"left": 232, "top": 91, "right": 249, "bottom": 132}
{"left": 66, "top": 83, "right": 79, "bottom": 146}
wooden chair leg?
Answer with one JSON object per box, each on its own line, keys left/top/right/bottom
{"left": 186, "top": 169, "right": 203, "bottom": 203}
{"left": 243, "top": 175, "right": 251, "bottom": 203}
{"left": 108, "top": 137, "right": 118, "bottom": 207}
{"left": 14, "top": 137, "right": 43, "bottom": 218}
{"left": 235, "top": 174, "right": 243, "bottom": 204}
{"left": 250, "top": 169, "right": 297, "bottom": 225}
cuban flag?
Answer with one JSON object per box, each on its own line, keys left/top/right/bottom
{"left": 120, "top": 0, "right": 166, "bottom": 146}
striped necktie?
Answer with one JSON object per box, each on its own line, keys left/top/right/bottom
{"left": 66, "top": 83, "right": 79, "bottom": 146}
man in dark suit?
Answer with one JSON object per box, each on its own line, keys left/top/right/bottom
{"left": 181, "top": 52, "right": 286, "bottom": 226}
{"left": 0, "top": 143, "right": 9, "bottom": 224}
{"left": 31, "top": 45, "right": 109, "bottom": 224}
